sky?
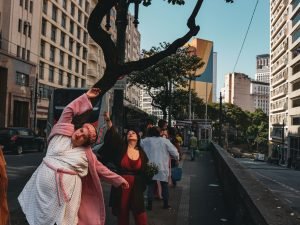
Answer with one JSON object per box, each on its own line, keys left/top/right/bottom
{"left": 133, "top": 0, "right": 270, "bottom": 97}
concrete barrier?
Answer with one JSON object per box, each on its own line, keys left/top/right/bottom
{"left": 210, "top": 142, "right": 300, "bottom": 225}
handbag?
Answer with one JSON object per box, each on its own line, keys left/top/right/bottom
{"left": 171, "top": 167, "right": 182, "bottom": 181}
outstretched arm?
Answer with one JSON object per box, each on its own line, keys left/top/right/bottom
{"left": 57, "top": 88, "right": 101, "bottom": 124}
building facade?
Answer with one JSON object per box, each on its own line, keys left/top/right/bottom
{"left": 0, "top": 0, "right": 41, "bottom": 128}
{"left": 255, "top": 54, "right": 270, "bottom": 83}
{"left": 250, "top": 80, "right": 269, "bottom": 115}
{"left": 269, "top": 0, "right": 300, "bottom": 165}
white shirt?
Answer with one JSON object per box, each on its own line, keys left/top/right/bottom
{"left": 141, "top": 137, "right": 179, "bottom": 182}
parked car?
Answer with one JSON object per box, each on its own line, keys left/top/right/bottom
{"left": 0, "top": 127, "right": 45, "bottom": 154}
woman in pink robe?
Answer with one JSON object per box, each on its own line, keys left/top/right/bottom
{"left": 18, "top": 88, "right": 129, "bottom": 225}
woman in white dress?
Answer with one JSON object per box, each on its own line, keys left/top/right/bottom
{"left": 18, "top": 88, "right": 129, "bottom": 225}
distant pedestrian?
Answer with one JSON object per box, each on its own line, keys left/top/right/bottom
{"left": 189, "top": 132, "right": 198, "bottom": 161}
{"left": 0, "top": 145, "right": 9, "bottom": 225}
{"left": 18, "top": 88, "right": 129, "bottom": 225}
{"left": 141, "top": 127, "right": 179, "bottom": 210}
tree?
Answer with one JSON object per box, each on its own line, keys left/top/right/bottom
{"left": 128, "top": 43, "right": 203, "bottom": 121}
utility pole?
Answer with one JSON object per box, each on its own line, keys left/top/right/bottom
{"left": 33, "top": 74, "right": 38, "bottom": 132}
{"left": 218, "top": 92, "right": 222, "bottom": 146}
{"left": 281, "top": 120, "right": 285, "bottom": 164}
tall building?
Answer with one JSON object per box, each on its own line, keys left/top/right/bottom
{"left": 270, "top": 0, "right": 300, "bottom": 164}
{"left": 250, "top": 80, "right": 269, "bottom": 115}
{"left": 0, "top": 0, "right": 41, "bottom": 128}
{"left": 187, "top": 38, "right": 214, "bottom": 104}
{"left": 255, "top": 54, "right": 270, "bottom": 83}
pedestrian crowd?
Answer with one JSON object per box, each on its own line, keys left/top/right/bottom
{"left": 0, "top": 88, "right": 199, "bottom": 225}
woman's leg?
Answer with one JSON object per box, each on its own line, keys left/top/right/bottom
{"left": 118, "top": 187, "right": 131, "bottom": 225}
{"left": 133, "top": 211, "right": 148, "bottom": 225}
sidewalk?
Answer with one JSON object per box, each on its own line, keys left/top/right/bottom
{"left": 9, "top": 149, "right": 231, "bottom": 225}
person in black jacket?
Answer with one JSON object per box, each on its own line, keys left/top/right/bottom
{"left": 98, "top": 112, "right": 150, "bottom": 225}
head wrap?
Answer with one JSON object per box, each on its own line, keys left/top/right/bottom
{"left": 82, "top": 123, "right": 97, "bottom": 144}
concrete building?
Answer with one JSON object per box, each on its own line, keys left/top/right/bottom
{"left": 269, "top": 0, "right": 300, "bottom": 165}
{"left": 250, "top": 80, "right": 269, "bottom": 115}
{"left": 0, "top": 0, "right": 41, "bottom": 128}
{"left": 140, "top": 88, "right": 164, "bottom": 120}
{"left": 224, "top": 73, "right": 254, "bottom": 112}
{"left": 255, "top": 54, "right": 270, "bottom": 83}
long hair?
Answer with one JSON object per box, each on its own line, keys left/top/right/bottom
{"left": 124, "top": 129, "right": 143, "bottom": 151}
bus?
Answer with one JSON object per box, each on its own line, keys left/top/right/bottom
{"left": 46, "top": 88, "right": 102, "bottom": 138}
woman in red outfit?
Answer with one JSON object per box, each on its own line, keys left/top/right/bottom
{"left": 98, "top": 112, "right": 149, "bottom": 225}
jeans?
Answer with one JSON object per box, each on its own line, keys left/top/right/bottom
{"left": 190, "top": 147, "right": 196, "bottom": 160}
{"left": 147, "top": 181, "right": 169, "bottom": 204}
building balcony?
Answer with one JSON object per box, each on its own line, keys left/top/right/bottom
{"left": 271, "top": 0, "right": 280, "bottom": 15}
{"left": 271, "top": 83, "right": 288, "bottom": 99}
{"left": 271, "top": 68, "right": 288, "bottom": 86}
{"left": 271, "top": 54, "right": 288, "bottom": 74}
{"left": 271, "top": 25, "right": 288, "bottom": 50}
{"left": 271, "top": 12, "right": 287, "bottom": 39}
{"left": 87, "top": 69, "right": 98, "bottom": 78}
{"left": 270, "top": 98, "right": 288, "bottom": 113}
{"left": 271, "top": 0, "right": 288, "bottom": 26}
{"left": 271, "top": 40, "right": 287, "bottom": 62}
{"left": 88, "top": 53, "right": 98, "bottom": 62}
{"left": 270, "top": 113, "right": 286, "bottom": 126}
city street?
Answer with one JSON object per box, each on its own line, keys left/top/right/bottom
{"left": 237, "top": 158, "right": 300, "bottom": 212}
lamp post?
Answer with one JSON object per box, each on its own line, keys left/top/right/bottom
{"left": 218, "top": 92, "right": 222, "bottom": 146}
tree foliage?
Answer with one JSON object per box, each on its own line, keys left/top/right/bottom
{"left": 128, "top": 43, "right": 203, "bottom": 119}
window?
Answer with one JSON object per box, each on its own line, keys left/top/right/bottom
{"left": 62, "top": 0, "right": 67, "bottom": 9}
{"left": 51, "top": 25, "right": 56, "bottom": 41}
{"left": 85, "top": 2, "right": 89, "bottom": 13}
{"left": 16, "top": 72, "right": 29, "bottom": 86}
{"left": 50, "top": 45, "right": 55, "bottom": 62}
{"left": 81, "top": 78, "right": 86, "bottom": 88}
{"left": 29, "top": 1, "right": 33, "bottom": 13}
{"left": 68, "top": 55, "right": 72, "bottom": 70}
{"left": 28, "top": 25, "right": 31, "bottom": 38}
{"left": 69, "top": 38, "right": 74, "bottom": 52}
{"left": 82, "top": 63, "right": 86, "bottom": 75}
{"left": 43, "top": 0, "right": 47, "bottom": 14}
{"left": 61, "top": 13, "right": 66, "bottom": 28}
{"left": 23, "top": 22, "right": 28, "bottom": 35}
{"left": 42, "top": 18, "right": 47, "bottom": 35}
{"left": 40, "top": 40, "right": 45, "bottom": 58}
{"left": 67, "top": 73, "right": 71, "bottom": 87}
{"left": 25, "top": 0, "right": 28, "bottom": 9}
{"left": 292, "top": 117, "right": 300, "bottom": 125}
{"left": 84, "top": 16, "right": 88, "bottom": 28}
{"left": 52, "top": 5, "right": 57, "bottom": 21}
{"left": 39, "top": 62, "right": 44, "bottom": 79}
{"left": 58, "top": 69, "right": 63, "bottom": 85}
{"left": 292, "top": 80, "right": 300, "bottom": 91}
{"left": 77, "top": 26, "right": 81, "bottom": 40}
{"left": 27, "top": 50, "right": 30, "bottom": 61}
{"left": 71, "top": 2, "right": 75, "bottom": 16}
{"left": 59, "top": 50, "right": 64, "bottom": 66}
{"left": 76, "top": 43, "right": 80, "bottom": 56}
{"left": 75, "top": 59, "right": 79, "bottom": 72}
{"left": 82, "top": 48, "right": 87, "bottom": 60}
{"left": 18, "top": 19, "right": 22, "bottom": 32}
{"left": 78, "top": 0, "right": 82, "bottom": 7}
{"left": 20, "top": 0, "right": 23, "bottom": 6}
{"left": 60, "top": 32, "right": 65, "bottom": 47}
{"left": 70, "top": 21, "right": 74, "bottom": 34}
{"left": 49, "top": 66, "right": 54, "bottom": 82}
{"left": 75, "top": 76, "right": 78, "bottom": 87}
{"left": 17, "top": 46, "right": 21, "bottom": 57}
{"left": 83, "top": 32, "right": 87, "bottom": 44}
{"left": 292, "top": 98, "right": 300, "bottom": 108}
{"left": 78, "top": 11, "right": 82, "bottom": 23}
{"left": 22, "top": 47, "right": 26, "bottom": 59}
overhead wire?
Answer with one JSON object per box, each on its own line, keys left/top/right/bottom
{"left": 232, "top": 0, "right": 259, "bottom": 73}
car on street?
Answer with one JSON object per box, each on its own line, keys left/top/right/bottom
{"left": 0, "top": 127, "right": 45, "bottom": 154}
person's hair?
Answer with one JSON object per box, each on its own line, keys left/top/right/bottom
{"left": 124, "top": 129, "right": 142, "bottom": 150}
{"left": 158, "top": 119, "right": 167, "bottom": 129}
{"left": 146, "top": 119, "right": 154, "bottom": 126}
{"left": 168, "top": 127, "right": 177, "bottom": 138}
{"left": 81, "top": 124, "right": 98, "bottom": 147}
{"left": 147, "top": 126, "right": 160, "bottom": 137}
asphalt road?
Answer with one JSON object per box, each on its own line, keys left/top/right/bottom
{"left": 236, "top": 158, "right": 300, "bottom": 212}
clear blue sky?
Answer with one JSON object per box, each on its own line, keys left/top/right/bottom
{"left": 134, "top": 0, "right": 270, "bottom": 98}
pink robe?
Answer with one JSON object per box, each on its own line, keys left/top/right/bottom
{"left": 48, "top": 93, "right": 125, "bottom": 225}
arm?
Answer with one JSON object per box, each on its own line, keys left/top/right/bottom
{"left": 165, "top": 139, "right": 179, "bottom": 160}
{"left": 103, "top": 111, "right": 112, "bottom": 129}
{"left": 95, "top": 159, "right": 128, "bottom": 188}
{"left": 57, "top": 88, "right": 101, "bottom": 124}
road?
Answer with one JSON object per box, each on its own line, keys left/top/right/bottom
{"left": 237, "top": 158, "right": 300, "bottom": 212}
{"left": 4, "top": 151, "right": 45, "bottom": 211}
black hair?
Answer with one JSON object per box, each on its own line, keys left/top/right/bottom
{"left": 158, "top": 119, "right": 167, "bottom": 129}
{"left": 124, "top": 128, "right": 142, "bottom": 150}
{"left": 147, "top": 126, "right": 160, "bottom": 137}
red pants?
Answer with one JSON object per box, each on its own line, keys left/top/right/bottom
{"left": 118, "top": 175, "right": 147, "bottom": 225}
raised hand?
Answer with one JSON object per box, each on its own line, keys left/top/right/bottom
{"left": 121, "top": 181, "right": 129, "bottom": 189}
{"left": 86, "top": 88, "right": 101, "bottom": 99}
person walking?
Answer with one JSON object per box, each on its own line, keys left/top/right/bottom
{"left": 141, "top": 127, "right": 179, "bottom": 210}
{"left": 189, "top": 132, "right": 198, "bottom": 161}
{"left": 98, "top": 112, "right": 150, "bottom": 225}
{"left": 18, "top": 88, "right": 129, "bottom": 225}
{"left": 0, "top": 145, "right": 9, "bottom": 225}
